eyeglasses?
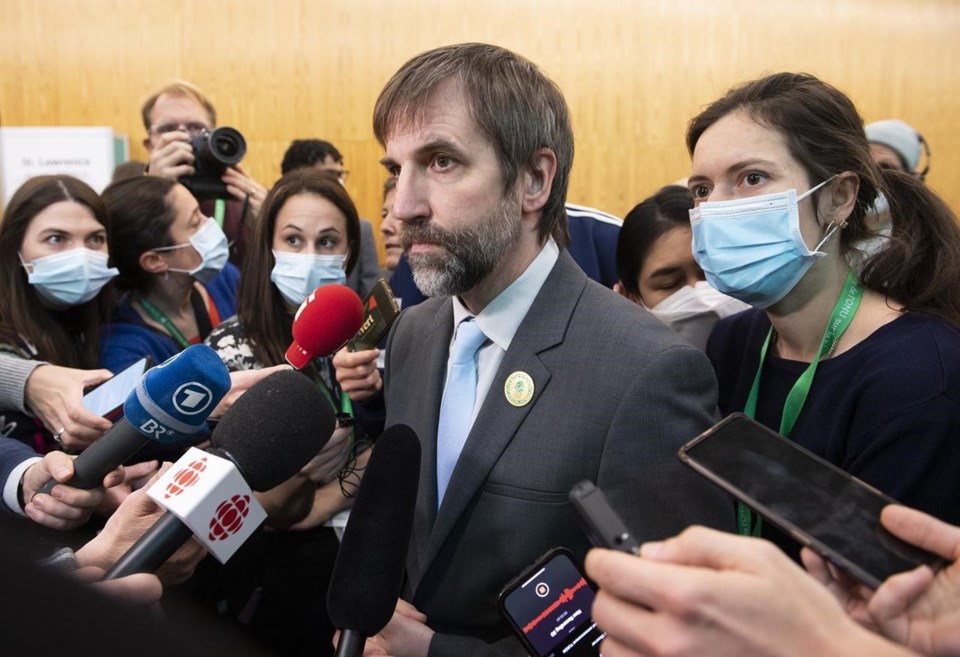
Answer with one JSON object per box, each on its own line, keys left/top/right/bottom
{"left": 149, "top": 122, "right": 210, "bottom": 137}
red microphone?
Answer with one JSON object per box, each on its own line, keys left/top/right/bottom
{"left": 286, "top": 284, "right": 365, "bottom": 368}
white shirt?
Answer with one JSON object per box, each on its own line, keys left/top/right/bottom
{"left": 447, "top": 238, "right": 560, "bottom": 425}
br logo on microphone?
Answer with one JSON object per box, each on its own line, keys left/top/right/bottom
{"left": 164, "top": 457, "right": 207, "bottom": 498}
{"left": 209, "top": 494, "right": 252, "bottom": 541}
{"left": 173, "top": 382, "right": 214, "bottom": 416}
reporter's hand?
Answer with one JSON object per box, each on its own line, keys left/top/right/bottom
{"left": 805, "top": 505, "right": 960, "bottom": 657}
{"left": 221, "top": 164, "right": 267, "bottom": 216}
{"left": 75, "top": 463, "right": 207, "bottom": 586}
{"left": 96, "top": 459, "right": 160, "bottom": 514}
{"left": 73, "top": 566, "right": 163, "bottom": 606}
{"left": 24, "top": 364, "right": 113, "bottom": 450}
{"left": 146, "top": 130, "right": 195, "bottom": 179}
{"left": 586, "top": 526, "right": 909, "bottom": 657}
{"left": 299, "top": 424, "right": 352, "bottom": 484}
{"left": 333, "top": 348, "right": 382, "bottom": 401}
{"left": 332, "top": 599, "right": 432, "bottom": 657}
{"left": 21, "top": 452, "right": 124, "bottom": 531}
{"left": 211, "top": 364, "right": 293, "bottom": 420}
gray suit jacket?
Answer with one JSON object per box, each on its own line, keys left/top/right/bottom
{"left": 383, "top": 251, "right": 732, "bottom": 657}
{"left": 346, "top": 219, "right": 381, "bottom": 299}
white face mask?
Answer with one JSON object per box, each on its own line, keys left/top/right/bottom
{"left": 153, "top": 219, "right": 229, "bottom": 284}
{"left": 647, "top": 281, "right": 751, "bottom": 350}
{"left": 21, "top": 248, "right": 118, "bottom": 307}
{"left": 270, "top": 251, "right": 347, "bottom": 306}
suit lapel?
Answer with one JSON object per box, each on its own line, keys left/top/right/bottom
{"left": 406, "top": 299, "right": 454, "bottom": 577}
{"left": 415, "top": 252, "right": 587, "bottom": 582}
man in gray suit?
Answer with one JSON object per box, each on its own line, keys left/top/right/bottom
{"left": 334, "top": 43, "right": 731, "bottom": 656}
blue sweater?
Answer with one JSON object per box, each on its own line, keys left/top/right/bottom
{"left": 708, "top": 309, "right": 960, "bottom": 534}
{"left": 99, "top": 263, "right": 240, "bottom": 372}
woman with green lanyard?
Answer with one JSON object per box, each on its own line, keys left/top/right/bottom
{"left": 687, "top": 73, "right": 960, "bottom": 555}
{"left": 98, "top": 176, "right": 237, "bottom": 373}
{"left": 205, "top": 169, "right": 365, "bottom": 655}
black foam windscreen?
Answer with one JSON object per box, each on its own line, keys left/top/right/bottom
{"left": 327, "top": 424, "right": 421, "bottom": 636}
{"left": 209, "top": 369, "right": 334, "bottom": 491}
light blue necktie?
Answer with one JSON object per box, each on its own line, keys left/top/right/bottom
{"left": 436, "top": 318, "right": 488, "bottom": 508}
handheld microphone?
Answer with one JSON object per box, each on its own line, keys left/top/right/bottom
{"left": 328, "top": 424, "right": 421, "bottom": 657}
{"left": 103, "top": 369, "right": 335, "bottom": 580}
{"left": 38, "top": 345, "right": 231, "bottom": 496}
{"left": 286, "top": 284, "right": 365, "bottom": 368}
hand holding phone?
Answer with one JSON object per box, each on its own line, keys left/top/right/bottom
{"left": 678, "top": 413, "right": 945, "bottom": 589}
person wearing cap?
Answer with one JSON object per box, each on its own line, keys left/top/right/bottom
{"left": 865, "top": 119, "right": 928, "bottom": 180}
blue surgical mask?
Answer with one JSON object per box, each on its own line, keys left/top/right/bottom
{"left": 154, "top": 219, "right": 229, "bottom": 284}
{"left": 271, "top": 251, "right": 347, "bottom": 306}
{"left": 690, "top": 178, "right": 841, "bottom": 308}
{"left": 20, "top": 248, "right": 118, "bottom": 307}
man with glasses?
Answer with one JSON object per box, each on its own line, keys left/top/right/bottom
{"left": 141, "top": 81, "right": 267, "bottom": 267}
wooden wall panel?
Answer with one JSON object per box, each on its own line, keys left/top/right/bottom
{"left": 2, "top": 0, "right": 958, "bottom": 263}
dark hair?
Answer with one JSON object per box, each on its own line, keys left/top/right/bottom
{"left": 373, "top": 42, "right": 573, "bottom": 247}
{"left": 687, "top": 72, "right": 960, "bottom": 325}
{"left": 236, "top": 170, "right": 361, "bottom": 367}
{"left": 616, "top": 186, "right": 694, "bottom": 299}
{"left": 0, "top": 175, "right": 113, "bottom": 367}
{"left": 101, "top": 176, "right": 178, "bottom": 294}
{"left": 280, "top": 140, "right": 344, "bottom": 175}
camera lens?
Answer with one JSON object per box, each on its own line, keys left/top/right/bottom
{"left": 205, "top": 127, "right": 246, "bottom": 166}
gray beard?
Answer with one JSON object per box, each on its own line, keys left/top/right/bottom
{"left": 405, "top": 196, "right": 521, "bottom": 298}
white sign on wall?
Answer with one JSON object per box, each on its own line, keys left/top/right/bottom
{"left": 0, "top": 127, "right": 117, "bottom": 207}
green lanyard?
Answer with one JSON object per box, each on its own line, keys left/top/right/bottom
{"left": 737, "top": 270, "right": 863, "bottom": 536}
{"left": 139, "top": 296, "right": 191, "bottom": 349}
{"left": 213, "top": 199, "right": 226, "bottom": 229}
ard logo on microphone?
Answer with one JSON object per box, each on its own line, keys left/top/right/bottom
{"left": 165, "top": 457, "right": 208, "bottom": 498}
{"left": 209, "top": 494, "right": 252, "bottom": 541}
{"left": 173, "top": 382, "right": 214, "bottom": 416}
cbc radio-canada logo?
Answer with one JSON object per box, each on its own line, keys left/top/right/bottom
{"left": 172, "top": 382, "right": 214, "bottom": 416}
{"left": 209, "top": 494, "right": 252, "bottom": 541}
{"left": 164, "top": 457, "right": 208, "bottom": 499}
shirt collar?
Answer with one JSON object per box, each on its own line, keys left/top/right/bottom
{"left": 451, "top": 238, "right": 559, "bottom": 350}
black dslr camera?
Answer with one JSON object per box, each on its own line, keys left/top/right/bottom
{"left": 178, "top": 126, "right": 247, "bottom": 200}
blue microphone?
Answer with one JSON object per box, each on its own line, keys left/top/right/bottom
{"left": 38, "top": 345, "right": 231, "bottom": 494}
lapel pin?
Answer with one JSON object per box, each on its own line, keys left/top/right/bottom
{"left": 504, "top": 371, "right": 534, "bottom": 407}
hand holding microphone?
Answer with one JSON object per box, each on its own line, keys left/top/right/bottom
{"left": 37, "top": 344, "right": 232, "bottom": 496}
{"left": 103, "top": 369, "right": 334, "bottom": 580}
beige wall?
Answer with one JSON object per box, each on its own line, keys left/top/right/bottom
{"left": 2, "top": 0, "right": 957, "bottom": 262}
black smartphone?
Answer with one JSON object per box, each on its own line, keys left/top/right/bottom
{"left": 678, "top": 413, "right": 945, "bottom": 589}
{"left": 568, "top": 480, "right": 640, "bottom": 554}
{"left": 82, "top": 356, "right": 151, "bottom": 421}
{"left": 498, "top": 547, "right": 605, "bottom": 657}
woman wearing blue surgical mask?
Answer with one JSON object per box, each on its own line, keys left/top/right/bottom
{"left": 614, "top": 185, "right": 749, "bottom": 350}
{"left": 99, "top": 177, "right": 238, "bottom": 372}
{"left": 688, "top": 73, "right": 960, "bottom": 551}
{"left": 0, "top": 175, "right": 119, "bottom": 452}
{"left": 205, "top": 170, "right": 363, "bottom": 654}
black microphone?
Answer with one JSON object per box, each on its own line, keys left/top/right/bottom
{"left": 38, "top": 345, "right": 231, "bottom": 495}
{"left": 328, "top": 424, "right": 421, "bottom": 657}
{"left": 103, "top": 369, "right": 334, "bottom": 580}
